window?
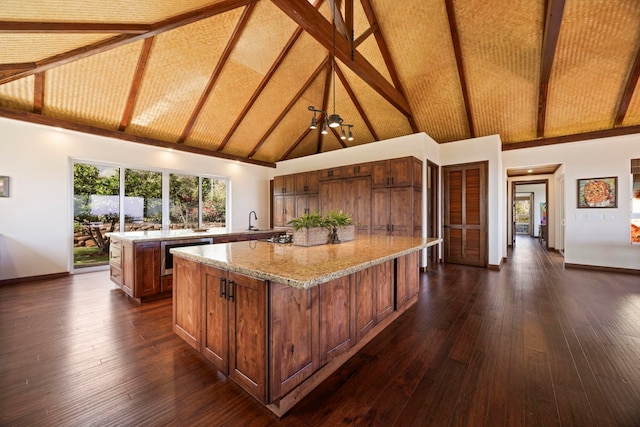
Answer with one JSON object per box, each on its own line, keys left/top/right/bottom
{"left": 202, "top": 177, "right": 227, "bottom": 229}
{"left": 169, "top": 174, "right": 199, "bottom": 229}
{"left": 124, "top": 169, "right": 162, "bottom": 231}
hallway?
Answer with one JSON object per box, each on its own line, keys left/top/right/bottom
{"left": 1, "top": 236, "right": 639, "bottom": 425}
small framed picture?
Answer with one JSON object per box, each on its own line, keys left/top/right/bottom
{"left": 577, "top": 176, "right": 617, "bottom": 208}
{"left": 0, "top": 176, "right": 8, "bottom": 197}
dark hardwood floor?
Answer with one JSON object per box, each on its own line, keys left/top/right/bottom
{"left": 2, "top": 236, "right": 640, "bottom": 426}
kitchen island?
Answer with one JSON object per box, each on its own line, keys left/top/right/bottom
{"left": 170, "top": 235, "right": 440, "bottom": 416}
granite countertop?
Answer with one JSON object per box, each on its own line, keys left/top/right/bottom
{"left": 170, "top": 236, "right": 441, "bottom": 289}
{"left": 106, "top": 228, "right": 286, "bottom": 242}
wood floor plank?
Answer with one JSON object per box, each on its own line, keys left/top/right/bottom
{"left": 1, "top": 236, "right": 640, "bottom": 426}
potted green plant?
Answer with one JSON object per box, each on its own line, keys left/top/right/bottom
{"left": 323, "top": 210, "right": 355, "bottom": 244}
{"left": 287, "top": 212, "right": 330, "bottom": 246}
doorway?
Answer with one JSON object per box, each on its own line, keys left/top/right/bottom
{"left": 426, "top": 160, "right": 439, "bottom": 267}
{"left": 510, "top": 179, "right": 549, "bottom": 249}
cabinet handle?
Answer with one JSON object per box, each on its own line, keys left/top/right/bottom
{"left": 228, "top": 280, "right": 235, "bottom": 301}
{"left": 219, "top": 277, "right": 227, "bottom": 298}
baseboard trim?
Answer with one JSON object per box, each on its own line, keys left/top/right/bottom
{"left": 564, "top": 263, "right": 640, "bottom": 275}
{"left": 0, "top": 272, "right": 69, "bottom": 286}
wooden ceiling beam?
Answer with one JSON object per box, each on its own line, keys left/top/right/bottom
{"left": 0, "top": 0, "right": 256, "bottom": 85}
{"left": 354, "top": 24, "right": 377, "bottom": 48}
{"left": 326, "top": 0, "right": 349, "bottom": 41}
{"left": 271, "top": 0, "right": 411, "bottom": 115}
{"left": 0, "top": 21, "right": 150, "bottom": 33}
{"left": 119, "top": 36, "right": 154, "bottom": 132}
{"left": 335, "top": 64, "right": 378, "bottom": 141}
{"left": 317, "top": 61, "right": 334, "bottom": 154}
{"left": 503, "top": 125, "right": 640, "bottom": 151}
{"left": 179, "top": 3, "right": 256, "bottom": 143}
{"left": 537, "top": 0, "right": 566, "bottom": 138}
{"left": 0, "top": 106, "right": 275, "bottom": 167}
{"left": 249, "top": 56, "right": 330, "bottom": 158}
{"left": 444, "top": 0, "right": 475, "bottom": 138}
{"left": 33, "top": 73, "right": 45, "bottom": 114}
{"left": 614, "top": 45, "right": 640, "bottom": 126}
{"left": 359, "top": 0, "right": 417, "bottom": 132}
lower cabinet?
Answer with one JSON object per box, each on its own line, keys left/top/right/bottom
{"left": 134, "top": 241, "right": 160, "bottom": 297}
{"left": 396, "top": 251, "right": 420, "bottom": 310}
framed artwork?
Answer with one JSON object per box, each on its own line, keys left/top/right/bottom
{"left": 577, "top": 177, "right": 617, "bottom": 208}
{"left": 0, "top": 176, "right": 8, "bottom": 197}
{"left": 540, "top": 202, "right": 547, "bottom": 225}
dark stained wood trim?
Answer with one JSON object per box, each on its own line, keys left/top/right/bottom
{"left": 0, "top": 21, "right": 150, "bottom": 34}
{"left": 248, "top": 56, "right": 330, "bottom": 158}
{"left": 502, "top": 124, "right": 640, "bottom": 151}
{"left": 217, "top": 26, "right": 306, "bottom": 152}
{"left": 614, "top": 45, "right": 640, "bottom": 126}
{"left": 359, "top": 0, "right": 417, "bottom": 132}
{"left": 326, "top": 0, "right": 349, "bottom": 41}
{"left": 334, "top": 64, "right": 379, "bottom": 140}
{"left": 0, "top": 107, "right": 275, "bottom": 167}
{"left": 33, "top": 72, "right": 45, "bottom": 114}
{"left": 444, "top": 0, "right": 475, "bottom": 138}
{"left": 317, "top": 61, "right": 334, "bottom": 154}
{"left": 564, "top": 263, "right": 640, "bottom": 275}
{"left": 280, "top": 127, "right": 313, "bottom": 161}
{"left": 179, "top": 3, "right": 256, "bottom": 143}
{"left": 119, "top": 37, "right": 154, "bottom": 132}
{"left": 0, "top": 0, "right": 256, "bottom": 85}
{"left": 537, "top": 0, "right": 565, "bottom": 138}
{"left": 354, "top": 24, "right": 377, "bottom": 47}
{"left": 0, "top": 272, "right": 68, "bottom": 286}
{"left": 271, "top": 0, "right": 411, "bottom": 115}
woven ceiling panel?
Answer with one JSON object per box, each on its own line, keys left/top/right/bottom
{"left": 357, "top": 36, "right": 393, "bottom": 85}
{"left": 453, "top": 0, "right": 542, "bottom": 143}
{"left": 229, "top": 1, "right": 299, "bottom": 75}
{"left": 622, "top": 77, "right": 640, "bottom": 127}
{"left": 44, "top": 41, "right": 142, "bottom": 129}
{"left": 352, "top": 0, "right": 371, "bottom": 41}
{"left": 339, "top": 61, "right": 411, "bottom": 141}
{"left": 545, "top": 0, "right": 640, "bottom": 137}
{"left": 371, "top": 0, "right": 468, "bottom": 142}
{"left": 286, "top": 131, "right": 321, "bottom": 161}
{"left": 0, "top": 34, "right": 110, "bottom": 64}
{"left": 127, "top": 9, "right": 243, "bottom": 142}
{"left": 0, "top": 75, "right": 34, "bottom": 111}
{"left": 0, "top": 0, "right": 229, "bottom": 24}
{"left": 224, "top": 33, "right": 328, "bottom": 155}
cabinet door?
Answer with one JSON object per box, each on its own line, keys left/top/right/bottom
{"left": 319, "top": 167, "right": 343, "bottom": 181}
{"left": 343, "top": 177, "right": 371, "bottom": 235}
{"left": 355, "top": 267, "right": 375, "bottom": 341}
{"left": 396, "top": 251, "right": 420, "bottom": 310}
{"left": 228, "top": 271, "right": 268, "bottom": 403}
{"left": 371, "top": 188, "right": 390, "bottom": 236}
{"left": 202, "top": 266, "right": 229, "bottom": 373}
{"left": 375, "top": 261, "right": 394, "bottom": 322}
{"left": 274, "top": 175, "right": 295, "bottom": 194}
{"left": 295, "top": 171, "right": 319, "bottom": 194}
{"left": 371, "top": 160, "right": 390, "bottom": 188}
{"left": 134, "top": 241, "right": 160, "bottom": 297}
{"left": 319, "top": 275, "right": 354, "bottom": 365}
{"left": 274, "top": 175, "right": 285, "bottom": 195}
{"left": 173, "top": 257, "right": 201, "bottom": 351}
{"left": 274, "top": 195, "right": 295, "bottom": 226}
{"left": 319, "top": 180, "right": 344, "bottom": 215}
{"left": 389, "top": 157, "right": 413, "bottom": 187}
{"left": 389, "top": 187, "right": 412, "bottom": 236}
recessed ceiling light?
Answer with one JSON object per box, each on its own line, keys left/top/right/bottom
{"left": 527, "top": 169, "right": 533, "bottom": 173}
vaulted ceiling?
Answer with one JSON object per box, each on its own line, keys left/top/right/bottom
{"left": 1, "top": 0, "right": 640, "bottom": 167}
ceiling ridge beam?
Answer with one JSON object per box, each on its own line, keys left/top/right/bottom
{"left": 444, "top": 0, "right": 475, "bottom": 138}
{"left": 33, "top": 73, "right": 45, "bottom": 114}
{"left": 248, "top": 56, "right": 330, "bottom": 159}
{"left": 614, "top": 44, "right": 640, "bottom": 127}
{"left": 503, "top": 125, "right": 640, "bottom": 151}
{"left": 335, "top": 63, "right": 378, "bottom": 140}
{"left": 119, "top": 36, "right": 154, "bottom": 132}
{"left": 0, "top": 21, "right": 150, "bottom": 33}
{"left": 280, "top": 127, "right": 313, "bottom": 161}
{"left": 217, "top": 25, "right": 308, "bottom": 152}
{"left": 271, "top": 0, "right": 411, "bottom": 115}
{"left": 0, "top": 106, "right": 275, "bottom": 167}
{"left": 359, "top": 0, "right": 417, "bottom": 132}
{"left": 179, "top": 3, "right": 256, "bottom": 144}
{"left": 317, "top": 60, "right": 334, "bottom": 153}
{"left": 0, "top": 0, "right": 256, "bottom": 85}
{"left": 537, "top": 0, "right": 566, "bottom": 138}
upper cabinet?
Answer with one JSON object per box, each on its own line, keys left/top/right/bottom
{"left": 372, "top": 157, "right": 422, "bottom": 188}
{"left": 342, "top": 162, "right": 371, "bottom": 178}
{"left": 295, "top": 171, "right": 319, "bottom": 194}
{"left": 274, "top": 174, "right": 296, "bottom": 195}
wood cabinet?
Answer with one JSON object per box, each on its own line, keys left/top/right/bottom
{"left": 319, "top": 179, "right": 344, "bottom": 214}
{"left": 295, "top": 171, "right": 319, "bottom": 194}
{"left": 295, "top": 194, "right": 319, "bottom": 217}
{"left": 319, "top": 275, "right": 354, "bottom": 364}
{"left": 396, "top": 251, "right": 420, "bottom": 310}
{"left": 372, "top": 187, "right": 419, "bottom": 237}
{"left": 274, "top": 195, "right": 295, "bottom": 227}
{"left": 134, "top": 241, "right": 160, "bottom": 297}
{"left": 342, "top": 177, "right": 371, "bottom": 235}
{"left": 319, "top": 166, "right": 343, "bottom": 181}
{"left": 109, "top": 239, "right": 124, "bottom": 288}
{"left": 372, "top": 157, "right": 422, "bottom": 188}
{"left": 274, "top": 174, "right": 295, "bottom": 195}
{"left": 342, "top": 162, "right": 371, "bottom": 178}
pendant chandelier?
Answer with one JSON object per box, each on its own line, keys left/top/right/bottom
{"left": 308, "top": 0, "right": 353, "bottom": 140}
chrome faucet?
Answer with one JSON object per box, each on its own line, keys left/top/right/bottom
{"left": 248, "top": 211, "right": 258, "bottom": 230}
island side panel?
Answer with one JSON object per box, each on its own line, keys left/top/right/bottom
{"left": 355, "top": 266, "right": 376, "bottom": 341}
{"left": 375, "top": 260, "right": 395, "bottom": 322}
{"left": 396, "top": 251, "right": 420, "bottom": 311}
{"left": 270, "top": 283, "right": 320, "bottom": 400}
{"left": 172, "top": 257, "right": 202, "bottom": 351}
{"left": 319, "top": 275, "right": 355, "bottom": 365}
{"left": 202, "top": 265, "right": 229, "bottom": 374}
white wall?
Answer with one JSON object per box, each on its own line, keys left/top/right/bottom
{"left": 502, "top": 133, "right": 640, "bottom": 270}
{"left": 0, "top": 117, "right": 272, "bottom": 281}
